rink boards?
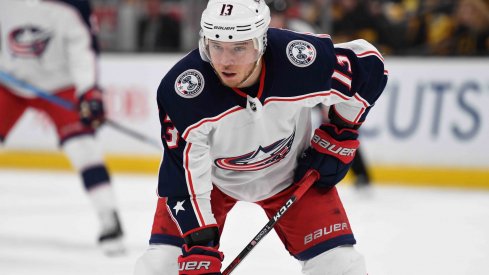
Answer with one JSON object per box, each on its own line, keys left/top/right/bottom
{"left": 1, "top": 55, "right": 488, "bottom": 188}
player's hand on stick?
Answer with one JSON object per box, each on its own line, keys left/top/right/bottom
{"left": 178, "top": 226, "right": 224, "bottom": 275}
{"left": 78, "top": 87, "right": 105, "bottom": 129}
{"left": 294, "top": 123, "right": 360, "bottom": 188}
{"left": 178, "top": 244, "right": 224, "bottom": 275}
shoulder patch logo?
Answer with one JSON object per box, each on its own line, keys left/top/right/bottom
{"left": 174, "top": 69, "right": 205, "bottom": 98}
{"left": 286, "top": 40, "right": 316, "bottom": 67}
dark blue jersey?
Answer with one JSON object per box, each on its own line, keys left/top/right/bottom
{"left": 155, "top": 28, "right": 387, "bottom": 234}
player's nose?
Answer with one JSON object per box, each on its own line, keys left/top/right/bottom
{"left": 220, "top": 50, "right": 236, "bottom": 66}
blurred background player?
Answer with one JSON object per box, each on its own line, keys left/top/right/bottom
{"left": 0, "top": 0, "right": 124, "bottom": 255}
{"left": 137, "top": 0, "right": 182, "bottom": 52}
{"left": 350, "top": 148, "right": 371, "bottom": 188}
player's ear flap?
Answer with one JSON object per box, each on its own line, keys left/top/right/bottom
{"left": 198, "top": 37, "right": 210, "bottom": 63}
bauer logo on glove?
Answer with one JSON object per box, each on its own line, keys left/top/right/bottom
{"left": 294, "top": 123, "right": 360, "bottom": 188}
{"left": 179, "top": 259, "right": 213, "bottom": 272}
{"left": 311, "top": 131, "right": 358, "bottom": 164}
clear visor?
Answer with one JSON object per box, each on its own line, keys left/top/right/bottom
{"left": 204, "top": 38, "right": 261, "bottom": 66}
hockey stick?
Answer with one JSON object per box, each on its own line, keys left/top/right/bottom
{"left": 0, "top": 71, "right": 161, "bottom": 149}
{"left": 222, "top": 169, "right": 320, "bottom": 275}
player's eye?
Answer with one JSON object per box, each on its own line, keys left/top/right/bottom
{"left": 233, "top": 46, "right": 246, "bottom": 53}
{"left": 211, "top": 44, "right": 223, "bottom": 51}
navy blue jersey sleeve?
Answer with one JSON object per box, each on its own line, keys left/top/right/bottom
{"left": 156, "top": 52, "right": 205, "bottom": 173}
{"left": 329, "top": 39, "right": 388, "bottom": 125}
{"left": 157, "top": 101, "right": 188, "bottom": 198}
{"left": 157, "top": 100, "right": 213, "bottom": 233}
{"left": 266, "top": 30, "right": 387, "bottom": 124}
{"left": 265, "top": 29, "right": 336, "bottom": 98}
{"left": 155, "top": 51, "right": 230, "bottom": 234}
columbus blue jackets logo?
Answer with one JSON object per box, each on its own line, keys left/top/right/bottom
{"left": 175, "top": 70, "right": 205, "bottom": 98}
{"left": 215, "top": 129, "right": 295, "bottom": 171}
{"left": 286, "top": 40, "right": 316, "bottom": 67}
{"left": 8, "top": 26, "right": 52, "bottom": 57}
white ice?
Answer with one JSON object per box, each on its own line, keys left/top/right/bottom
{"left": 1, "top": 168, "right": 488, "bottom": 275}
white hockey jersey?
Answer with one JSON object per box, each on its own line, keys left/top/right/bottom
{"left": 157, "top": 28, "right": 388, "bottom": 234}
{"left": 0, "top": 0, "right": 98, "bottom": 98}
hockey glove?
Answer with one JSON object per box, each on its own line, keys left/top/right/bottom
{"left": 178, "top": 226, "right": 223, "bottom": 275}
{"left": 78, "top": 87, "right": 105, "bottom": 129}
{"left": 294, "top": 123, "right": 360, "bottom": 188}
{"left": 178, "top": 244, "right": 224, "bottom": 275}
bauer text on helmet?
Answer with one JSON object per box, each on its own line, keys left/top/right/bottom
{"left": 199, "top": 0, "right": 271, "bottom": 65}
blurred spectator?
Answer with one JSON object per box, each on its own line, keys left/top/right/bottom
{"left": 92, "top": 0, "right": 119, "bottom": 50}
{"left": 137, "top": 0, "right": 181, "bottom": 52}
{"left": 90, "top": 0, "right": 488, "bottom": 56}
{"left": 116, "top": 0, "right": 139, "bottom": 52}
{"left": 304, "top": 0, "right": 333, "bottom": 33}
{"left": 447, "top": 0, "right": 489, "bottom": 55}
{"left": 331, "top": 0, "right": 401, "bottom": 54}
{"left": 404, "top": 0, "right": 456, "bottom": 55}
{"left": 267, "top": 0, "right": 319, "bottom": 33}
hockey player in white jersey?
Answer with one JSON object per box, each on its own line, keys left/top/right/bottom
{"left": 0, "top": 0, "right": 124, "bottom": 255}
{"left": 135, "top": 0, "right": 388, "bottom": 274}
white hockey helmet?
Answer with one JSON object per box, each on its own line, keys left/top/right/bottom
{"left": 199, "top": 0, "right": 271, "bottom": 63}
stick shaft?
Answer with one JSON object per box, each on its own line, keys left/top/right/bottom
{"left": 222, "top": 169, "right": 319, "bottom": 275}
{"left": 0, "top": 71, "right": 161, "bottom": 149}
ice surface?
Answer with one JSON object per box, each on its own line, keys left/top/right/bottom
{"left": 1, "top": 169, "right": 488, "bottom": 275}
